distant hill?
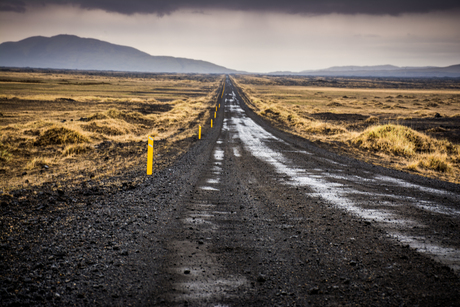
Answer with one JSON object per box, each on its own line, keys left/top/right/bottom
{"left": 0, "top": 35, "right": 239, "bottom": 74}
{"left": 270, "top": 65, "right": 460, "bottom": 78}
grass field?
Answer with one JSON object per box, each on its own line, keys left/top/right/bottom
{"left": 233, "top": 75, "right": 460, "bottom": 184}
{"left": 0, "top": 70, "right": 222, "bottom": 191}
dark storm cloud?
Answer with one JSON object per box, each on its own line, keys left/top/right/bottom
{"left": 1, "top": 0, "right": 459, "bottom": 15}
{"left": 0, "top": 0, "right": 26, "bottom": 12}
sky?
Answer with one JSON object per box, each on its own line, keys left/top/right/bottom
{"left": 0, "top": 0, "right": 460, "bottom": 73}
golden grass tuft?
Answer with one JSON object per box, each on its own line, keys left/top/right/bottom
{"left": 260, "top": 107, "right": 281, "bottom": 117}
{"left": 87, "top": 112, "right": 108, "bottom": 121}
{"left": 352, "top": 124, "right": 458, "bottom": 157}
{"left": 25, "top": 156, "right": 53, "bottom": 170}
{"left": 0, "top": 149, "right": 12, "bottom": 162}
{"left": 305, "top": 122, "right": 348, "bottom": 135}
{"left": 327, "top": 101, "right": 343, "bottom": 107}
{"left": 0, "top": 141, "right": 12, "bottom": 162}
{"left": 365, "top": 116, "right": 379, "bottom": 124}
{"left": 418, "top": 154, "right": 452, "bottom": 172}
{"left": 34, "top": 126, "right": 89, "bottom": 146}
{"left": 81, "top": 120, "right": 130, "bottom": 136}
{"left": 62, "top": 144, "right": 93, "bottom": 156}
{"left": 88, "top": 108, "right": 144, "bottom": 122}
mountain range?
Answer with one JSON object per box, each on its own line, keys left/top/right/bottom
{"left": 270, "top": 64, "right": 460, "bottom": 78}
{"left": 0, "top": 35, "right": 238, "bottom": 74}
{"left": 0, "top": 35, "right": 459, "bottom": 77}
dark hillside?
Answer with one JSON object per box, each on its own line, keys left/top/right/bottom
{"left": 0, "top": 35, "right": 238, "bottom": 73}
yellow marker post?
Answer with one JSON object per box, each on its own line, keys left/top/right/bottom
{"left": 219, "top": 104, "right": 220, "bottom": 108}
{"left": 147, "top": 136, "right": 154, "bottom": 175}
{"left": 199, "top": 125, "right": 201, "bottom": 139}
{"left": 214, "top": 112, "right": 216, "bottom": 119}
{"left": 211, "top": 119, "right": 213, "bottom": 128}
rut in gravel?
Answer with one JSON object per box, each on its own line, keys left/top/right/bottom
{"left": 160, "top": 143, "right": 249, "bottom": 304}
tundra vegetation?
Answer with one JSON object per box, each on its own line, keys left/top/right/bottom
{"left": 233, "top": 75, "right": 460, "bottom": 184}
{"left": 0, "top": 70, "right": 222, "bottom": 191}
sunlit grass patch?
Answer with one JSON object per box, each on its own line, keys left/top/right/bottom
{"left": 88, "top": 108, "right": 145, "bottom": 122}
{"left": 34, "top": 126, "right": 89, "bottom": 146}
{"left": 25, "top": 156, "right": 54, "bottom": 170}
{"left": 62, "top": 144, "right": 93, "bottom": 157}
{"left": 417, "top": 154, "right": 452, "bottom": 172}
{"left": 365, "top": 116, "right": 380, "bottom": 124}
{"left": 0, "top": 148, "right": 12, "bottom": 162}
{"left": 352, "top": 124, "right": 458, "bottom": 157}
{"left": 304, "top": 121, "right": 348, "bottom": 135}
{"left": 81, "top": 119, "right": 135, "bottom": 136}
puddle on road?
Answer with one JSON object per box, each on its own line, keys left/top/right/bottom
{"left": 197, "top": 204, "right": 216, "bottom": 208}
{"left": 183, "top": 217, "right": 214, "bottom": 225}
{"left": 233, "top": 147, "right": 241, "bottom": 157}
{"left": 171, "top": 197, "right": 247, "bottom": 303}
{"left": 212, "top": 211, "right": 231, "bottom": 215}
{"left": 201, "top": 186, "right": 220, "bottom": 191}
{"left": 214, "top": 148, "right": 224, "bottom": 161}
{"left": 389, "top": 233, "right": 460, "bottom": 272}
{"left": 174, "top": 277, "right": 246, "bottom": 301}
{"left": 375, "top": 175, "right": 456, "bottom": 197}
{"left": 190, "top": 213, "right": 215, "bottom": 218}
{"left": 167, "top": 240, "right": 247, "bottom": 304}
{"left": 414, "top": 202, "right": 460, "bottom": 216}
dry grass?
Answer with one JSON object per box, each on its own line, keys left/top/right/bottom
{"left": 34, "top": 126, "right": 89, "bottom": 146}
{"left": 233, "top": 75, "right": 460, "bottom": 183}
{"left": 352, "top": 124, "right": 458, "bottom": 157}
{"left": 24, "top": 156, "right": 54, "bottom": 170}
{"left": 62, "top": 144, "right": 93, "bottom": 157}
{"left": 417, "top": 154, "right": 452, "bottom": 172}
{"left": 0, "top": 71, "right": 222, "bottom": 191}
{"left": 353, "top": 124, "right": 458, "bottom": 173}
{"left": 0, "top": 147, "right": 12, "bottom": 162}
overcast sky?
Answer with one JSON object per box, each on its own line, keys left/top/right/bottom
{"left": 1, "top": 0, "right": 459, "bottom": 72}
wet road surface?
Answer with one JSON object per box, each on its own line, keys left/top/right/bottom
{"left": 149, "top": 77, "right": 460, "bottom": 306}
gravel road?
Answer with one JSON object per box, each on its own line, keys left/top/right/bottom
{"left": 2, "top": 76, "right": 460, "bottom": 306}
